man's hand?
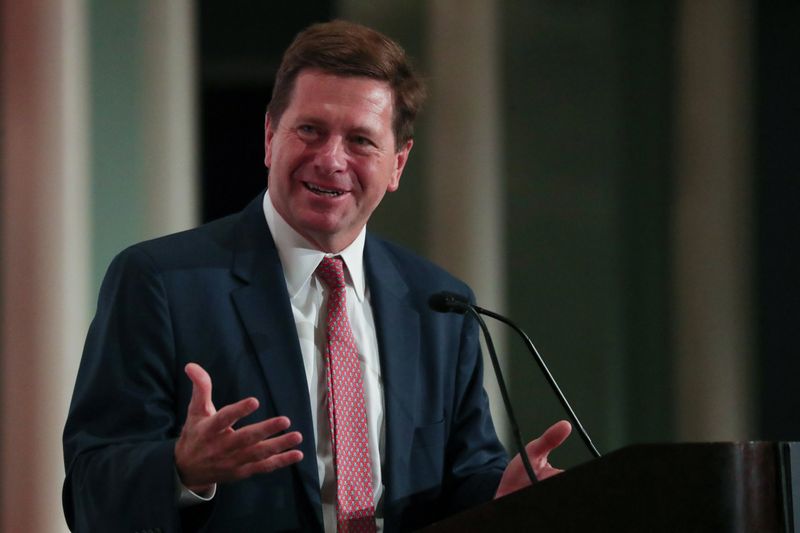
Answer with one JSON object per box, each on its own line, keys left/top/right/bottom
{"left": 174, "top": 363, "right": 304, "bottom": 494}
{"left": 494, "top": 420, "right": 572, "bottom": 499}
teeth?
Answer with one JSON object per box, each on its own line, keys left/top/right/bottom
{"left": 305, "top": 182, "right": 343, "bottom": 197}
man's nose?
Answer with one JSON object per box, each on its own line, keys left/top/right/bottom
{"left": 314, "top": 136, "right": 347, "bottom": 174}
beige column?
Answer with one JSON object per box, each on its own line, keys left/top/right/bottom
{"left": 674, "top": 0, "right": 754, "bottom": 441}
{"left": 0, "top": 1, "right": 90, "bottom": 531}
{"left": 427, "top": 0, "right": 508, "bottom": 441}
{"left": 141, "top": 0, "right": 198, "bottom": 235}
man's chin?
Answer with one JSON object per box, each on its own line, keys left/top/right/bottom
{"left": 291, "top": 218, "right": 358, "bottom": 252}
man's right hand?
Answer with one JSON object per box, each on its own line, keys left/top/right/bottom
{"left": 174, "top": 362, "right": 304, "bottom": 494}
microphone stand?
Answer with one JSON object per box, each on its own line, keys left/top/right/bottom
{"left": 472, "top": 304, "right": 602, "bottom": 459}
{"left": 466, "top": 307, "right": 539, "bottom": 484}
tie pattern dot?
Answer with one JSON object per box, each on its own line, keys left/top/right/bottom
{"left": 316, "top": 256, "right": 376, "bottom": 533}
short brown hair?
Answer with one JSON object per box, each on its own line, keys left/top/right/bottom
{"left": 267, "top": 20, "right": 426, "bottom": 149}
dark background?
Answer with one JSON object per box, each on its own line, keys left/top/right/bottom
{"left": 756, "top": 1, "right": 800, "bottom": 440}
{"left": 199, "top": 1, "right": 333, "bottom": 221}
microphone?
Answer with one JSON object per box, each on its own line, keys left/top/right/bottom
{"left": 429, "top": 292, "right": 538, "bottom": 485}
{"left": 429, "top": 291, "right": 602, "bottom": 460}
{"left": 428, "top": 291, "right": 470, "bottom": 314}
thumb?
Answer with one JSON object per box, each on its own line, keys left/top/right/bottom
{"left": 185, "top": 362, "right": 216, "bottom": 417}
{"left": 526, "top": 420, "right": 572, "bottom": 462}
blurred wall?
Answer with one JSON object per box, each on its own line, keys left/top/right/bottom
{"left": 1, "top": 2, "right": 89, "bottom": 531}
{"left": 1, "top": 1, "right": 196, "bottom": 530}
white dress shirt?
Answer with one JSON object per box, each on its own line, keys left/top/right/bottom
{"left": 263, "top": 190, "right": 385, "bottom": 532}
{"left": 178, "top": 191, "right": 386, "bottom": 531}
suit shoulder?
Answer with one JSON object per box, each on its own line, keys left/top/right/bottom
{"left": 367, "top": 235, "right": 473, "bottom": 296}
{"left": 113, "top": 210, "right": 243, "bottom": 273}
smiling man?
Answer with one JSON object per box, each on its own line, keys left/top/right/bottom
{"left": 63, "top": 20, "right": 570, "bottom": 533}
{"left": 264, "top": 70, "right": 411, "bottom": 254}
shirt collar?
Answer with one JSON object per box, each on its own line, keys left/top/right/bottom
{"left": 263, "top": 190, "right": 367, "bottom": 301}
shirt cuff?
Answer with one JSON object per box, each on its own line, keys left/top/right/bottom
{"left": 175, "top": 468, "right": 217, "bottom": 508}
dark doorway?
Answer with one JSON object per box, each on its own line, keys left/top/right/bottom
{"left": 756, "top": 1, "right": 800, "bottom": 440}
{"left": 198, "top": 1, "right": 333, "bottom": 222}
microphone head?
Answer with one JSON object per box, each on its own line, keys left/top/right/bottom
{"left": 428, "top": 291, "right": 470, "bottom": 314}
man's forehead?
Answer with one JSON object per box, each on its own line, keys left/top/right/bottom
{"left": 285, "top": 70, "right": 395, "bottom": 121}
{"left": 290, "top": 68, "right": 390, "bottom": 98}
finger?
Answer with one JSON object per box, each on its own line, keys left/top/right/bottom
{"left": 218, "top": 416, "right": 293, "bottom": 454}
{"left": 206, "top": 396, "right": 260, "bottom": 433}
{"left": 185, "top": 363, "right": 216, "bottom": 417}
{"left": 237, "top": 449, "right": 304, "bottom": 479}
{"left": 235, "top": 430, "right": 303, "bottom": 464}
{"left": 526, "top": 420, "right": 572, "bottom": 460}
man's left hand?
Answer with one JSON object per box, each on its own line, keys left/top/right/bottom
{"left": 494, "top": 420, "right": 572, "bottom": 499}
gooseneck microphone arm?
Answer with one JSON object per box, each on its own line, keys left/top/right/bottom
{"left": 471, "top": 303, "right": 602, "bottom": 459}
{"left": 429, "top": 291, "right": 601, "bottom": 460}
{"left": 465, "top": 306, "right": 538, "bottom": 485}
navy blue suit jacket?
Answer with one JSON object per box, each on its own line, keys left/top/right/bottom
{"left": 63, "top": 193, "right": 507, "bottom": 532}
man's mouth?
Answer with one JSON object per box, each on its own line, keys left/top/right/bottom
{"left": 304, "top": 182, "right": 345, "bottom": 197}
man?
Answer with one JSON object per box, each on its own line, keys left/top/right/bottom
{"left": 63, "top": 20, "right": 570, "bottom": 532}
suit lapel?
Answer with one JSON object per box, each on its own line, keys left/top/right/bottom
{"left": 364, "top": 236, "right": 421, "bottom": 515}
{"left": 229, "top": 194, "right": 323, "bottom": 529}
{"left": 227, "top": 202, "right": 422, "bottom": 529}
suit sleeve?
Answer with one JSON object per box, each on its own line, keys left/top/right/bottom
{"left": 62, "top": 246, "right": 197, "bottom": 532}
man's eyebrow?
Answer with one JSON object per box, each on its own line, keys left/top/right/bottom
{"left": 353, "top": 116, "right": 389, "bottom": 135}
{"left": 290, "top": 114, "right": 382, "bottom": 139}
{"left": 292, "top": 115, "right": 324, "bottom": 125}
{"left": 349, "top": 126, "right": 379, "bottom": 137}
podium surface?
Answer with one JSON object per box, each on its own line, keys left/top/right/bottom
{"left": 420, "top": 442, "right": 800, "bottom": 532}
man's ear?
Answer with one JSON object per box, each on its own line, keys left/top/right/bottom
{"left": 387, "top": 139, "right": 413, "bottom": 192}
{"left": 264, "top": 113, "right": 275, "bottom": 168}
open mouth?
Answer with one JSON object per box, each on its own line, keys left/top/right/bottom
{"left": 304, "top": 182, "right": 345, "bottom": 197}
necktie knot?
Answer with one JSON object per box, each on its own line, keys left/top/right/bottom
{"left": 317, "top": 256, "right": 346, "bottom": 291}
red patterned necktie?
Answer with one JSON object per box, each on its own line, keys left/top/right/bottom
{"left": 316, "top": 256, "right": 377, "bottom": 533}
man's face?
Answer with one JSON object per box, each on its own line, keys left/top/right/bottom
{"left": 265, "top": 69, "right": 413, "bottom": 253}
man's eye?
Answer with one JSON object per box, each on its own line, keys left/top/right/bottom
{"left": 297, "top": 125, "right": 318, "bottom": 137}
{"left": 352, "top": 136, "right": 373, "bottom": 147}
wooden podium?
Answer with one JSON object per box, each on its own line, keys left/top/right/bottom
{"left": 420, "top": 442, "right": 800, "bottom": 532}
